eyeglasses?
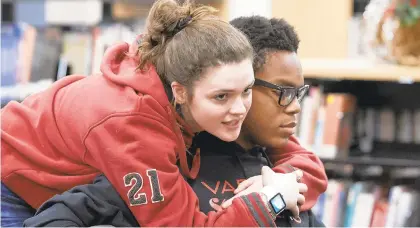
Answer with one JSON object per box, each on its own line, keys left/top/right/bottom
{"left": 254, "top": 78, "right": 310, "bottom": 107}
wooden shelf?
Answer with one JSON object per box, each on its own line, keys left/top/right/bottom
{"left": 302, "top": 58, "right": 420, "bottom": 83}
{"left": 321, "top": 157, "right": 420, "bottom": 168}
{"left": 320, "top": 142, "right": 420, "bottom": 168}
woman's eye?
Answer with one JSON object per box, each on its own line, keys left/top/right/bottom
{"left": 243, "top": 88, "right": 252, "bottom": 95}
{"left": 215, "top": 94, "right": 227, "bottom": 101}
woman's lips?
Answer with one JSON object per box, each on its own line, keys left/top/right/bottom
{"left": 222, "top": 119, "right": 241, "bottom": 129}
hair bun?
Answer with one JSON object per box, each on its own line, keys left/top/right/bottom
{"left": 138, "top": 0, "right": 226, "bottom": 70}
{"left": 171, "top": 15, "right": 193, "bottom": 36}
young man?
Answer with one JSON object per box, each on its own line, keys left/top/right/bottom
{"left": 24, "top": 16, "right": 327, "bottom": 227}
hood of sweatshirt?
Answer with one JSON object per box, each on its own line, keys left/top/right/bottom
{"left": 100, "top": 36, "right": 198, "bottom": 179}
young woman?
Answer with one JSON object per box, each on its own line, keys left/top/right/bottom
{"left": 1, "top": 0, "right": 305, "bottom": 227}
{"left": 23, "top": 16, "right": 327, "bottom": 227}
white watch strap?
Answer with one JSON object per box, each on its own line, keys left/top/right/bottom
{"left": 259, "top": 186, "right": 279, "bottom": 220}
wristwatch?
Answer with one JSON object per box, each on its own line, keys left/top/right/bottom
{"left": 260, "top": 186, "right": 287, "bottom": 219}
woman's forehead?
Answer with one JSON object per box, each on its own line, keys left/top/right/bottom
{"left": 195, "top": 59, "right": 255, "bottom": 92}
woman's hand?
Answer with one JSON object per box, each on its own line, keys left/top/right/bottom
{"left": 261, "top": 166, "right": 307, "bottom": 220}
{"left": 221, "top": 166, "right": 307, "bottom": 220}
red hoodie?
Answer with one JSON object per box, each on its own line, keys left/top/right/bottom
{"left": 270, "top": 136, "right": 328, "bottom": 211}
{"left": 1, "top": 40, "right": 327, "bottom": 226}
{"left": 1, "top": 41, "right": 274, "bottom": 227}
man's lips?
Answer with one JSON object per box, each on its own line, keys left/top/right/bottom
{"left": 281, "top": 122, "right": 297, "bottom": 128}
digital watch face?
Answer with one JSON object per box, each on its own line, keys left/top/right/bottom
{"left": 270, "top": 193, "right": 286, "bottom": 214}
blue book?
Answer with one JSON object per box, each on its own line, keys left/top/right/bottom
{"left": 343, "top": 182, "right": 364, "bottom": 227}
{"left": 313, "top": 193, "right": 326, "bottom": 221}
{"left": 1, "top": 24, "right": 22, "bottom": 87}
{"left": 15, "top": 0, "right": 46, "bottom": 27}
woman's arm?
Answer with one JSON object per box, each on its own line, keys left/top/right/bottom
{"left": 82, "top": 113, "right": 275, "bottom": 227}
{"left": 269, "top": 136, "right": 328, "bottom": 211}
{"left": 24, "top": 174, "right": 318, "bottom": 227}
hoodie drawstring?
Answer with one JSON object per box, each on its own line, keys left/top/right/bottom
{"left": 260, "top": 147, "right": 274, "bottom": 168}
{"left": 233, "top": 151, "right": 248, "bottom": 178}
{"left": 167, "top": 105, "right": 200, "bottom": 179}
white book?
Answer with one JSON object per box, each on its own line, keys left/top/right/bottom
{"left": 297, "top": 96, "right": 313, "bottom": 147}
{"left": 385, "top": 186, "right": 405, "bottom": 227}
{"left": 46, "top": 0, "right": 103, "bottom": 26}
{"left": 351, "top": 192, "right": 375, "bottom": 227}
{"left": 378, "top": 108, "right": 395, "bottom": 142}
{"left": 397, "top": 109, "right": 413, "bottom": 143}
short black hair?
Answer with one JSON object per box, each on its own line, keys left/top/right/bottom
{"left": 230, "top": 16, "right": 300, "bottom": 73}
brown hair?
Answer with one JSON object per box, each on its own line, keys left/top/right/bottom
{"left": 138, "top": 0, "right": 253, "bottom": 97}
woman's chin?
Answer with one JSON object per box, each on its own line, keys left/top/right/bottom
{"left": 211, "top": 129, "right": 241, "bottom": 142}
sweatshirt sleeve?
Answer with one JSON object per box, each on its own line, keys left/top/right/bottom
{"left": 83, "top": 112, "right": 276, "bottom": 227}
{"left": 23, "top": 175, "right": 139, "bottom": 227}
{"left": 268, "top": 136, "right": 328, "bottom": 211}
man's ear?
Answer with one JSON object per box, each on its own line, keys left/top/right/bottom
{"left": 171, "top": 81, "right": 188, "bottom": 104}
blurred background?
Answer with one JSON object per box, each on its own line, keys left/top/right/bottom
{"left": 1, "top": 0, "right": 420, "bottom": 227}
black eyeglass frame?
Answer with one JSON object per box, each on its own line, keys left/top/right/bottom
{"left": 254, "top": 78, "right": 310, "bottom": 107}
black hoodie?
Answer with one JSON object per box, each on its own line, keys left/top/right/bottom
{"left": 24, "top": 132, "right": 324, "bottom": 227}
